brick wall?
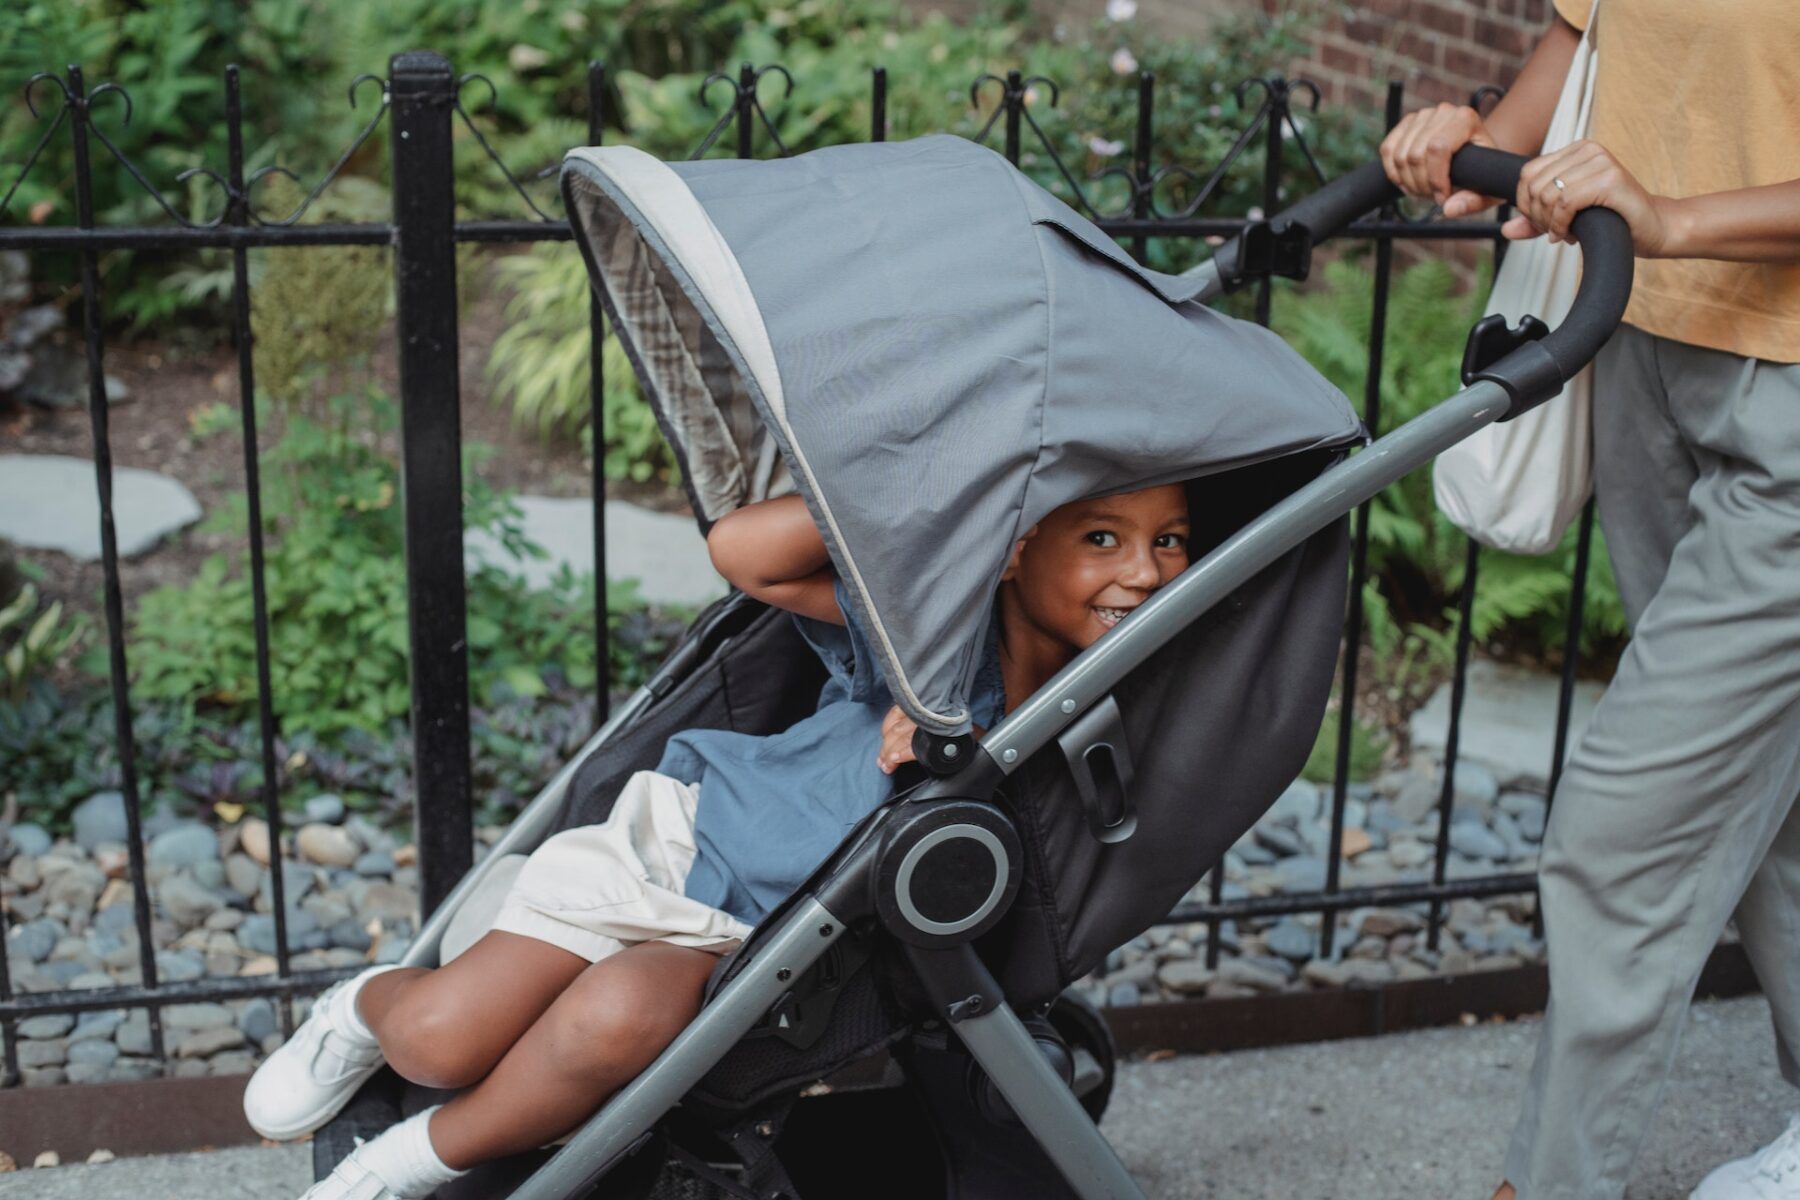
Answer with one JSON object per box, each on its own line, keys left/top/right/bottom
{"left": 1287, "top": 0, "right": 1555, "bottom": 115}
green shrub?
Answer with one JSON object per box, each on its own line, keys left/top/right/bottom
{"left": 117, "top": 385, "right": 683, "bottom": 736}
{"left": 486, "top": 3, "right": 1378, "bottom": 475}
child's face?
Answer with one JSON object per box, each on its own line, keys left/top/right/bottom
{"left": 1003, "top": 483, "right": 1191, "bottom": 652}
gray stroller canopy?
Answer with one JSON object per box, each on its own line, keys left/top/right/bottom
{"left": 561, "top": 134, "right": 1362, "bottom": 736}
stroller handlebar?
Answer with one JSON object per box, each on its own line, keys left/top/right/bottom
{"left": 1222, "top": 145, "right": 1634, "bottom": 416}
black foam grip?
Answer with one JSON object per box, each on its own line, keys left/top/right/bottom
{"left": 1217, "top": 146, "right": 1634, "bottom": 405}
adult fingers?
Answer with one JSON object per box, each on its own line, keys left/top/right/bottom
{"left": 1500, "top": 212, "right": 1544, "bottom": 241}
{"left": 1441, "top": 188, "right": 1503, "bottom": 219}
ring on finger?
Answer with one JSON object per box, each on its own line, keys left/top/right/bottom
{"left": 1553, "top": 176, "right": 1566, "bottom": 191}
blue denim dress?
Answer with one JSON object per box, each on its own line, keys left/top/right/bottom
{"left": 664, "top": 578, "right": 1005, "bottom": 926}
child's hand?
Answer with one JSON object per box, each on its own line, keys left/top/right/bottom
{"left": 876, "top": 707, "right": 986, "bottom": 774}
{"left": 877, "top": 706, "right": 918, "bottom": 774}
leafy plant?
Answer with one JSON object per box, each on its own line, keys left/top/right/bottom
{"left": 116, "top": 384, "right": 673, "bottom": 736}
{"left": 0, "top": 581, "right": 87, "bottom": 703}
{"left": 486, "top": 245, "right": 680, "bottom": 483}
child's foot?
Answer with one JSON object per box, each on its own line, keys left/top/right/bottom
{"left": 244, "top": 964, "right": 402, "bottom": 1141}
{"left": 299, "top": 1106, "right": 466, "bottom": 1200}
{"left": 1691, "top": 1114, "right": 1800, "bottom": 1198}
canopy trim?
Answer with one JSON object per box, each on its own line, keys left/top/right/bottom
{"left": 564, "top": 146, "right": 968, "bottom": 729}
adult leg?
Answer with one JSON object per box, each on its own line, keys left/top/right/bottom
{"left": 356, "top": 930, "right": 590, "bottom": 1089}
{"left": 424, "top": 940, "right": 722, "bottom": 1169}
{"left": 1502, "top": 339, "right": 1800, "bottom": 1200}
{"left": 1735, "top": 796, "right": 1800, "bottom": 1088}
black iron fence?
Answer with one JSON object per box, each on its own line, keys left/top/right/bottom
{"left": 0, "top": 49, "right": 1597, "bottom": 1087}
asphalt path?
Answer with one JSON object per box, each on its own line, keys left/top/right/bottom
{"left": 4, "top": 995, "right": 1787, "bottom": 1199}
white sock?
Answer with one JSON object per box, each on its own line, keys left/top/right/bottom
{"left": 355, "top": 1105, "right": 467, "bottom": 1198}
{"left": 332, "top": 964, "right": 402, "bottom": 1046}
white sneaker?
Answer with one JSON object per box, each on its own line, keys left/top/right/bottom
{"left": 298, "top": 1141, "right": 413, "bottom": 1200}
{"left": 1692, "top": 1115, "right": 1800, "bottom": 1199}
{"left": 244, "top": 964, "right": 399, "bottom": 1142}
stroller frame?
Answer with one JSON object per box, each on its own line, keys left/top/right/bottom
{"left": 379, "top": 147, "right": 1631, "bottom": 1200}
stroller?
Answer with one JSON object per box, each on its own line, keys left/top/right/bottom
{"left": 314, "top": 135, "right": 1631, "bottom": 1199}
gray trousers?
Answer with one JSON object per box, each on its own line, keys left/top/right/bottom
{"left": 1504, "top": 324, "right": 1800, "bottom": 1199}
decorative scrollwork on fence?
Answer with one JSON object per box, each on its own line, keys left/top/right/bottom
{"left": 244, "top": 73, "right": 391, "bottom": 226}
{"left": 691, "top": 63, "right": 795, "bottom": 159}
{"left": 452, "top": 72, "right": 561, "bottom": 223}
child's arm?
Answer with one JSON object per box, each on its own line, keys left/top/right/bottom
{"left": 706, "top": 494, "right": 845, "bottom": 625}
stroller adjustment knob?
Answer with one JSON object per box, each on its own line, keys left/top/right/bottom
{"left": 873, "top": 799, "right": 1023, "bottom": 948}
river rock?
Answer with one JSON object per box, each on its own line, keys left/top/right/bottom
{"left": 176, "top": 1026, "right": 246, "bottom": 1058}
{"left": 224, "top": 852, "right": 263, "bottom": 898}
{"left": 44, "top": 864, "right": 105, "bottom": 912}
{"left": 71, "top": 1010, "right": 126, "bottom": 1043}
{"left": 238, "top": 818, "right": 272, "bottom": 865}
{"left": 1265, "top": 919, "right": 1316, "bottom": 962}
{"left": 238, "top": 997, "right": 278, "bottom": 1043}
{"left": 297, "top": 823, "right": 358, "bottom": 868}
{"left": 1155, "top": 960, "right": 1215, "bottom": 995}
{"left": 10, "top": 918, "right": 61, "bottom": 963}
{"left": 1357, "top": 907, "right": 1425, "bottom": 938}
{"left": 19, "top": 1013, "right": 74, "bottom": 1039}
{"left": 109, "top": 1057, "right": 161, "bottom": 1082}
{"left": 147, "top": 823, "right": 218, "bottom": 868}
{"left": 1217, "top": 958, "right": 1290, "bottom": 993}
{"left": 1449, "top": 820, "right": 1508, "bottom": 862}
{"left": 1268, "top": 779, "right": 1321, "bottom": 824}
{"left": 10, "top": 822, "right": 53, "bottom": 857}
{"left": 164, "top": 1001, "right": 234, "bottom": 1030}
{"left": 1273, "top": 856, "right": 1328, "bottom": 894}
{"left": 353, "top": 851, "right": 395, "bottom": 878}
{"left": 357, "top": 882, "right": 416, "bottom": 925}
{"left": 304, "top": 794, "right": 347, "bottom": 825}
{"left": 148, "top": 950, "right": 200, "bottom": 985}
{"left": 68, "top": 1039, "right": 118, "bottom": 1068}
{"left": 157, "top": 874, "right": 224, "bottom": 929}
{"left": 19, "top": 1038, "right": 67, "bottom": 1068}
{"left": 72, "top": 792, "right": 130, "bottom": 850}
{"left": 1387, "top": 839, "right": 1433, "bottom": 870}
{"left": 7, "top": 853, "right": 41, "bottom": 889}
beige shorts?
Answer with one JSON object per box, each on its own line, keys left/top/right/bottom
{"left": 489, "top": 770, "right": 753, "bottom": 963}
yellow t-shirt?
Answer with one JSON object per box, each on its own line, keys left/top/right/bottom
{"left": 1554, "top": 0, "right": 1799, "bottom": 363}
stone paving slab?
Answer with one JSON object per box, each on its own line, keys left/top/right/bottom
{"left": 0, "top": 454, "right": 201, "bottom": 561}
{"left": 1410, "top": 656, "right": 1607, "bottom": 790}
{"left": 8, "top": 995, "right": 1785, "bottom": 1199}
{"left": 464, "top": 495, "right": 724, "bottom": 608}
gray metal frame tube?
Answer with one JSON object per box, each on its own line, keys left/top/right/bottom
{"left": 987, "top": 379, "right": 1512, "bottom": 771}
{"left": 509, "top": 897, "right": 848, "bottom": 1200}
{"left": 954, "top": 1004, "right": 1147, "bottom": 1200}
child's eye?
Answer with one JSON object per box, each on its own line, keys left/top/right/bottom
{"left": 1084, "top": 530, "right": 1119, "bottom": 548}
{"left": 1155, "top": 532, "right": 1188, "bottom": 550}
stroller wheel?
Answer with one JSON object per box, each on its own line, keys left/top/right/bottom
{"left": 1046, "top": 989, "right": 1117, "bottom": 1122}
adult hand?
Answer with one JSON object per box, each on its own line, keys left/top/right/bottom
{"left": 1380, "top": 102, "right": 1503, "bottom": 219}
{"left": 1510, "top": 139, "right": 1675, "bottom": 256}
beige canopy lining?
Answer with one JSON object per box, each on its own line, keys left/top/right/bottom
{"left": 568, "top": 169, "right": 791, "bottom": 523}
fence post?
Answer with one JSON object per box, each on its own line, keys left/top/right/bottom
{"left": 389, "top": 50, "right": 473, "bottom": 917}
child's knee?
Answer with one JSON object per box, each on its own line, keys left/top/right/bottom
{"left": 383, "top": 984, "right": 496, "bottom": 1089}
{"left": 552, "top": 966, "right": 699, "bottom": 1076}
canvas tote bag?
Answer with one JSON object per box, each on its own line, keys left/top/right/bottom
{"left": 1432, "top": 5, "right": 1600, "bottom": 555}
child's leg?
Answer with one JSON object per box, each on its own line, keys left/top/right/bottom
{"left": 356, "top": 930, "right": 590, "bottom": 1089}
{"left": 425, "top": 940, "right": 722, "bottom": 1169}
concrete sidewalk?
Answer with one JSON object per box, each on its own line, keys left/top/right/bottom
{"left": 5, "top": 995, "right": 1789, "bottom": 1199}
